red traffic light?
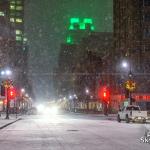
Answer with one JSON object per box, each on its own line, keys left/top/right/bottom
{"left": 103, "top": 91, "right": 107, "bottom": 98}
{"left": 8, "top": 87, "right": 16, "bottom": 99}
{"left": 98, "top": 86, "right": 110, "bottom": 102}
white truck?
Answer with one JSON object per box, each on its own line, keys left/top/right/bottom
{"left": 117, "top": 105, "right": 149, "bottom": 123}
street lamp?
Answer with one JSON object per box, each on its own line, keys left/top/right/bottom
{"left": 21, "top": 88, "right": 25, "bottom": 93}
{"left": 85, "top": 88, "right": 89, "bottom": 94}
{"left": 1, "top": 71, "right": 5, "bottom": 76}
{"left": 122, "top": 61, "right": 128, "bottom": 69}
{"left": 69, "top": 95, "right": 73, "bottom": 100}
{"left": 5, "top": 70, "right": 12, "bottom": 76}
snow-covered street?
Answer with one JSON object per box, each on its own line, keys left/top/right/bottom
{"left": 0, "top": 114, "right": 149, "bottom": 150}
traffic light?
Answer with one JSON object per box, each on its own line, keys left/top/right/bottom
{"left": 102, "top": 87, "right": 110, "bottom": 102}
{"left": 98, "top": 86, "right": 110, "bottom": 103}
{"left": 8, "top": 87, "right": 16, "bottom": 99}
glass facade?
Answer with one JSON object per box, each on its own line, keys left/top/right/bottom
{"left": 9, "top": 0, "right": 24, "bottom": 44}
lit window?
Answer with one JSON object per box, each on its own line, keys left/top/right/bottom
{"left": 16, "top": 36, "right": 22, "bottom": 41}
{"left": 10, "top": 1, "right": 15, "bottom": 4}
{"left": 10, "top": 18, "right": 15, "bottom": 22}
{"left": 23, "top": 37, "right": 28, "bottom": 42}
{"left": 16, "top": 1, "right": 22, "bottom": 5}
{"left": 10, "top": 5, "right": 15, "bottom": 10}
{"left": 0, "top": 11, "right": 5, "bottom": 16}
{"left": 16, "top": 6, "right": 23, "bottom": 11}
{"left": 16, "top": 18, "right": 23, "bottom": 23}
{"left": 16, "top": 30, "right": 22, "bottom": 35}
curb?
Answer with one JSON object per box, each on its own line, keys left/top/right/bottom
{"left": 0, "top": 118, "right": 22, "bottom": 130}
{"left": 69, "top": 112, "right": 117, "bottom": 121}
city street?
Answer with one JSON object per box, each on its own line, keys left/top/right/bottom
{"left": 0, "top": 114, "right": 149, "bottom": 150}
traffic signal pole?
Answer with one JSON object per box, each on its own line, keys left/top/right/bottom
{"left": 5, "top": 87, "right": 10, "bottom": 119}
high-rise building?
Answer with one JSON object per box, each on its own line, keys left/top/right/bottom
{"left": 0, "top": 0, "right": 29, "bottom": 90}
{"left": 114, "top": 0, "right": 150, "bottom": 93}
{"left": 114, "top": 0, "right": 150, "bottom": 72}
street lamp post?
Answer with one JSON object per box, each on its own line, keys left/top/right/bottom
{"left": 85, "top": 88, "right": 89, "bottom": 112}
{"left": 121, "top": 60, "right": 134, "bottom": 105}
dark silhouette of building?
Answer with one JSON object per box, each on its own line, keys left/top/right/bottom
{"left": 113, "top": 0, "right": 150, "bottom": 93}
{"left": 55, "top": 27, "right": 113, "bottom": 99}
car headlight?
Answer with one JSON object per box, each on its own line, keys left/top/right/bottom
{"left": 50, "top": 106, "right": 59, "bottom": 115}
{"left": 37, "top": 104, "right": 45, "bottom": 113}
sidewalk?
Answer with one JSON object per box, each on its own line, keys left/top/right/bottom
{"left": 0, "top": 113, "right": 21, "bottom": 129}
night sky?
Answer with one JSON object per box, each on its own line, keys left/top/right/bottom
{"left": 24, "top": 0, "right": 113, "bottom": 100}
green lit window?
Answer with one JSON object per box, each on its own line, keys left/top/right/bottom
{"left": 84, "top": 18, "right": 93, "bottom": 24}
{"left": 10, "top": 5, "right": 15, "bottom": 10}
{"left": 0, "top": 11, "right": 5, "bottom": 16}
{"left": 68, "top": 18, "right": 94, "bottom": 31}
{"left": 16, "top": 6, "right": 23, "bottom": 11}
{"left": 70, "top": 18, "right": 79, "bottom": 24}
{"left": 16, "top": 30, "right": 22, "bottom": 35}
{"left": 67, "top": 36, "right": 73, "bottom": 44}
{"left": 10, "top": 18, "right": 15, "bottom": 22}
{"left": 91, "top": 26, "right": 95, "bottom": 31}
{"left": 16, "top": 18, "right": 23, "bottom": 23}
{"left": 16, "top": 36, "right": 22, "bottom": 41}
{"left": 80, "top": 23, "right": 86, "bottom": 30}
{"left": 69, "top": 24, "right": 74, "bottom": 30}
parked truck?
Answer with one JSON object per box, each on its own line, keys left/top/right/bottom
{"left": 117, "top": 105, "right": 150, "bottom": 123}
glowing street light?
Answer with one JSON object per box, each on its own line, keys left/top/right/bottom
{"left": 69, "top": 95, "right": 73, "bottom": 100}
{"left": 25, "top": 93, "right": 29, "bottom": 97}
{"left": 1, "top": 71, "right": 5, "bottom": 76}
{"left": 5, "top": 70, "right": 12, "bottom": 76}
{"left": 122, "top": 61, "right": 129, "bottom": 69}
{"left": 21, "top": 88, "right": 25, "bottom": 93}
{"left": 85, "top": 88, "right": 89, "bottom": 94}
{"left": 1, "top": 69, "right": 12, "bottom": 77}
